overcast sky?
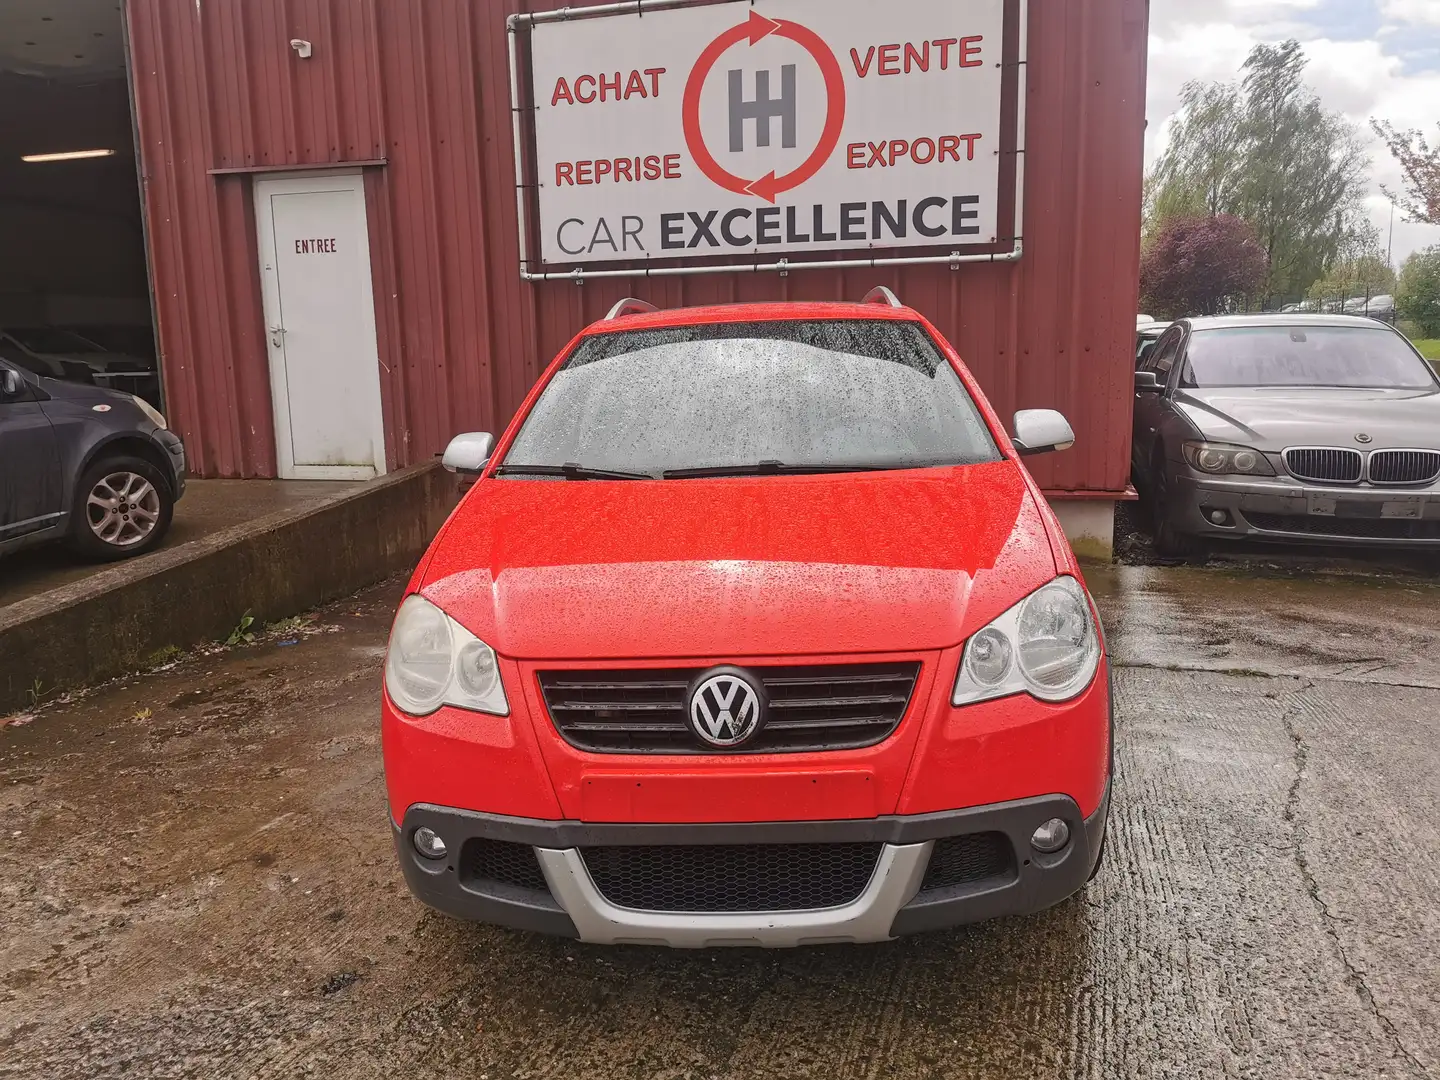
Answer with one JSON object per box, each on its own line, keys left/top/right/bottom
{"left": 1146, "top": 0, "right": 1440, "bottom": 266}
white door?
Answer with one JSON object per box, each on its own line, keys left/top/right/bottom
{"left": 255, "top": 172, "right": 386, "bottom": 480}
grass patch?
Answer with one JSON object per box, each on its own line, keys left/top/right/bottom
{"left": 144, "top": 644, "right": 184, "bottom": 668}
{"left": 1413, "top": 339, "right": 1439, "bottom": 361}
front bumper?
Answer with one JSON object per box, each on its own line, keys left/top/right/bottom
{"left": 392, "top": 787, "right": 1109, "bottom": 947}
{"left": 1169, "top": 472, "right": 1440, "bottom": 546}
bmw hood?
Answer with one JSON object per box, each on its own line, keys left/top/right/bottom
{"left": 418, "top": 462, "right": 1059, "bottom": 660}
{"left": 1176, "top": 386, "right": 1440, "bottom": 450}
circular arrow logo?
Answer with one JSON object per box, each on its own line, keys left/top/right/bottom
{"left": 681, "top": 11, "right": 846, "bottom": 204}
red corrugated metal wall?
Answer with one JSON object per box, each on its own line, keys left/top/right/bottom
{"left": 126, "top": 0, "right": 1148, "bottom": 489}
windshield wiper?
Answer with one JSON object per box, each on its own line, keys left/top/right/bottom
{"left": 662, "top": 460, "right": 910, "bottom": 480}
{"left": 493, "top": 463, "right": 654, "bottom": 481}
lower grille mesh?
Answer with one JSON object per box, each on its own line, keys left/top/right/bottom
{"left": 580, "top": 843, "right": 883, "bottom": 912}
{"left": 461, "top": 839, "right": 549, "bottom": 893}
{"left": 1245, "top": 512, "right": 1440, "bottom": 540}
{"left": 919, "top": 833, "right": 1015, "bottom": 892}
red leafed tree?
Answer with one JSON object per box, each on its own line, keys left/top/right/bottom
{"left": 1372, "top": 120, "right": 1440, "bottom": 226}
{"left": 1140, "top": 214, "right": 1271, "bottom": 318}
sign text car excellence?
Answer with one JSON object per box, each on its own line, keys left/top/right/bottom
{"left": 527, "top": 0, "right": 1008, "bottom": 265}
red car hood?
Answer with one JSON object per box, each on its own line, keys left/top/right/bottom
{"left": 421, "top": 462, "right": 1057, "bottom": 659}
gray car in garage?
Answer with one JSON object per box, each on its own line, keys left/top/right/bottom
{"left": 0, "top": 357, "right": 185, "bottom": 561}
{"left": 1132, "top": 315, "right": 1440, "bottom": 556}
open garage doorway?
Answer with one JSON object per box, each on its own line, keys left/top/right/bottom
{"left": 0, "top": 0, "right": 160, "bottom": 407}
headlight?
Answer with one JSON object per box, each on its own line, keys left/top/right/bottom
{"left": 133, "top": 396, "right": 167, "bottom": 430}
{"left": 384, "top": 594, "right": 509, "bottom": 717}
{"left": 952, "top": 576, "right": 1102, "bottom": 706}
{"left": 1181, "top": 441, "right": 1274, "bottom": 476}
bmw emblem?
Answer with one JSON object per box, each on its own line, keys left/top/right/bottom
{"left": 687, "top": 667, "right": 765, "bottom": 749}
{"left": 1355, "top": 433, "right": 1373, "bottom": 444}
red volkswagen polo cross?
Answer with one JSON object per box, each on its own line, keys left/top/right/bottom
{"left": 382, "top": 291, "right": 1112, "bottom": 947}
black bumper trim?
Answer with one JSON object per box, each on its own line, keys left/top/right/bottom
{"left": 393, "top": 785, "right": 1111, "bottom": 939}
{"left": 392, "top": 824, "right": 579, "bottom": 939}
{"left": 887, "top": 782, "right": 1109, "bottom": 936}
{"left": 396, "top": 793, "right": 1099, "bottom": 849}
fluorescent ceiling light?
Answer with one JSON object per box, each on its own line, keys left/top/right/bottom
{"left": 21, "top": 149, "right": 117, "bottom": 163}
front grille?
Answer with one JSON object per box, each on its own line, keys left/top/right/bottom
{"left": 1368, "top": 450, "right": 1440, "bottom": 485}
{"left": 580, "top": 843, "right": 883, "bottom": 912}
{"left": 538, "top": 663, "right": 921, "bottom": 754}
{"left": 460, "top": 839, "right": 549, "bottom": 893}
{"left": 1284, "top": 448, "right": 1363, "bottom": 484}
{"left": 1245, "top": 512, "right": 1440, "bottom": 540}
{"left": 919, "top": 833, "right": 1016, "bottom": 892}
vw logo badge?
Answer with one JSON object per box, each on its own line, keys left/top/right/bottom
{"left": 1354, "top": 433, "right": 1373, "bottom": 445}
{"left": 688, "top": 668, "right": 765, "bottom": 749}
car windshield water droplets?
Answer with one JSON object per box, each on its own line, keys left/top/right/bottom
{"left": 501, "top": 320, "right": 1002, "bottom": 479}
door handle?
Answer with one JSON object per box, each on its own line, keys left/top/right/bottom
{"left": 269, "top": 325, "right": 287, "bottom": 349}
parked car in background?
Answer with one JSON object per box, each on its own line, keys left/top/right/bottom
{"left": 0, "top": 327, "right": 161, "bottom": 407}
{"left": 1340, "top": 295, "right": 1395, "bottom": 319}
{"left": 0, "top": 357, "right": 185, "bottom": 561}
{"left": 1133, "top": 315, "right": 1440, "bottom": 555}
{"left": 384, "top": 292, "right": 1111, "bottom": 947}
{"left": 1136, "top": 321, "right": 1169, "bottom": 368}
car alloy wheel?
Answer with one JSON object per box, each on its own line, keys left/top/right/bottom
{"left": 86, "top": 471, "right": 162, "bottom": 548}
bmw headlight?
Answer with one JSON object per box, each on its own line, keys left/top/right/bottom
{"left": 1181, "top": 441, "right": 1274, "bottom": 476}
{"left": 952, "top": 576, "right": 1102, "bottom": 706}
{"left": 384, "top": 594, "right": 508, "bottom": 717}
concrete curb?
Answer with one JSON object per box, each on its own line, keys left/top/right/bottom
{"left": 0, "top": 463, "right": 457, "bottom": 713}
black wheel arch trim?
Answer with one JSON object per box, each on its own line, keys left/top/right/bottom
{"left": 79, "top": 433, "right": 180, "bottom": 497}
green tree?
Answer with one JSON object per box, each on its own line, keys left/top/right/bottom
{"left": 1147, "top": 41, "right": 1371, "bottom": 304}
{"left": 1397, "top": 246, "right": 1440, "bottom": 338}
{"left": 1306, "top": 251, "right": 1398, "bottom": 308}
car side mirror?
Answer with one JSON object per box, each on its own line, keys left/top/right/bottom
{"left": 1134, "top": 371, "right": 1162, "bottom": 393}
{"left": 0, "top": 369, "right": 22, "bottom": 398}
{"left": 1012, "top": 410, "right": 1076, "bottom": 457}
{"left": 441, "top": 432, "right": 494, "bottom": 475}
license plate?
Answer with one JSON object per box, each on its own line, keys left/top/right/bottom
{"left": 1335, "top": 500, "right": 1384, "bottom": 519}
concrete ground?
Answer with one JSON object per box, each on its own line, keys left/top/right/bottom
{"left": 0, "top": 479, "right": 362, "bottom": 610}
{"left": 1, "top": 564, "right": 1437, "bottom": 1079}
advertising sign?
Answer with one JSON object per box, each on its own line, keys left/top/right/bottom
{"left": 523, "top": 0, "right": 1014, "bottom": 267}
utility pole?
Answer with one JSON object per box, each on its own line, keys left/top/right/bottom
{"left": 1388, "top": 201, "right": 1395, "bottom": 267}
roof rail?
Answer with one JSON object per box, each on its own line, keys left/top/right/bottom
{"left": 605, "top": 297, "right": 659, "bottom": 320}
{"left": 862, "top": 286, "right": 904, "bottom": 309}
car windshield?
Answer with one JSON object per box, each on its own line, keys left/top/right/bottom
{"left": 1183, "top": 326, "right": 1438, "bottom": 390}
{"left": 11, "top": 328, "right": 104, "bottom": 354}
{"left": 501, "top": 319, "right": 1001, "bottom": 478}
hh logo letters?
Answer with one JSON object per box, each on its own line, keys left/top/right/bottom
{"left": 728, "top": 66, "right": 797, "bottom": 153}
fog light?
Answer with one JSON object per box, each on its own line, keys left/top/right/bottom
{"left": 412, "top": 827, "right": 447, "bottom": 860}
{"left": 1030, "top": 818, "right": 1070, "bottom": 854}
{"left": 1209, "top": 509, "right": 1229, "bottom": 525}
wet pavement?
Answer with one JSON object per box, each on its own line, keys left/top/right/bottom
{"left": 1, "top": 564, "right": 1437, "bottom": 1079}
{"left": 0, "top": 479, "right": 362, "bottom": 609}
